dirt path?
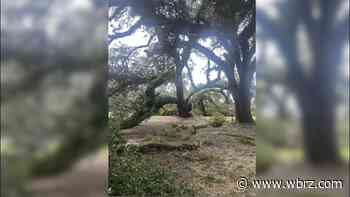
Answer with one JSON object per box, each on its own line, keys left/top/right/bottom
{"left": 119, "top": 116, "right": 256, "bottom": 197}
{"left": 30, "top": 149, "right": 108, "bottom": 197}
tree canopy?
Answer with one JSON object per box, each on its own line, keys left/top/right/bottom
{"left": 108, "top": 0, "right": 256, "bottom": 125}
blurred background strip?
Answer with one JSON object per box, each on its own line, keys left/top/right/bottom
{"left": 1, "top": 1, "right": 109, "bottom": 197}
{"left": 256, "top": 0, "right": 349, "bottom": 196}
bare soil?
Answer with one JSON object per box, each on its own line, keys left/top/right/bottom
{"left": 120, "top": 116, "right": 256, "bottom": 197}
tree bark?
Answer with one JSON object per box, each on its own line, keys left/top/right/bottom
{"left": 174, "top": 41, "right": 193, "bottom": 118}
{"left": 235, "top": 74, "right": 254, "bottom": 123}
{"left": 298, "top": 88, "right": 340, "bottom": 164}
{"left": 175, "top": 66, "right": 192, "bottom": 117}
{"left": 121, "top": 71, "right": 178, "bottom": 129}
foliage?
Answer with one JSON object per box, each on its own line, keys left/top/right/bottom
{"left": 159, "top": 104, "right": 178, "bottom": 116}
{"left": 108, "top": 117, "right": 194, "bottom": 196}
{"left": 192, "top": 91, "right": 234, "bottom": 116}
{"left": 108, "top": 0, "right": 256, "bottom": 121}
{"left": 109, "top": 143, "right": 194, "bottom": 197}
{"left": 209, "top": 113, "right": 226, "bottom": 127}
{"left": 108, "top": 0, "right": 256, "bottom": 193}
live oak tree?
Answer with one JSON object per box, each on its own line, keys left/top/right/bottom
{"left": 109, "top": 0, "right": 256, "bottom": 122}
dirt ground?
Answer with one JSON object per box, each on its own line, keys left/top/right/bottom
{"left": 119, "top": 116, "right": 256, "bottom": 197}
{"left": 30, "top": 116, "right": 256, "bottom": 197}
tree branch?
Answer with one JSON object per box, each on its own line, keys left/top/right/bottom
{"left": 192, "top": 42, "right": 239, "bottom": 99}
{"left": 186, "top": 80, "right": 227, "bottom": 102}
{"left": 119, "top": 71, "right": 176, "bottom": 129}
{"left": 108, "top": 19, "right": 143, "bottom": 44}
{"left": 185, "top": 64, "right": 196, "bottom": 89}
{"left": 126, "top": 34, "right": 157, "bottom": 58}
{"left": 192, "top": 43, "right": 229, "bottom": 68}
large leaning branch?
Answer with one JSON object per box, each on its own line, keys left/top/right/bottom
{"left": 185, "top": 80, "right": 227, "bottom": 102}
{"left": 119, "top": 71, "right": 177, "bottom": 129}
{"left": 192, "top": 42, "right": 239, "bottom": 99}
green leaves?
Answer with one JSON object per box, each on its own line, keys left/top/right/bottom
{"left": 109, "top": 145, "right": 194, "bottom": 196}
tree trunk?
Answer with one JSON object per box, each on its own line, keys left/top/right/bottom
{"left": 235, "top": 84, "right": 254, "bottom": 123}
{"left": 174, "top": 43, "right": 193, "bottom": 118}
{"left": 298, "top": 90, "right": 340, "bottom": 164}
{"left": 235, "top": 77, "right": 254, "bottom": 123}
{"left": 175, "top": 66, "right": 192, "bottom": 117}
{"left": 296, "top": 17, "right": 341, "bottom": 164}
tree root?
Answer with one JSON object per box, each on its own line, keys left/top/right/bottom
{"left": 127, "top": 143, "right": 199, "bottom": 154}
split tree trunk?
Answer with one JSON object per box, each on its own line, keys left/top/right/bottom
{"left": 175, "top": 66, "right": 192, "bottom": 117}
{"left": 174, "top": 41, "right": 193, "bottom": 118}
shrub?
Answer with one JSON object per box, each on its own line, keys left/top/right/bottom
{"left": 109, "top": 140, "right": 194, "bottom": 197}
{"left": 209, "top": 114, "right": 226, "bottom": 127}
